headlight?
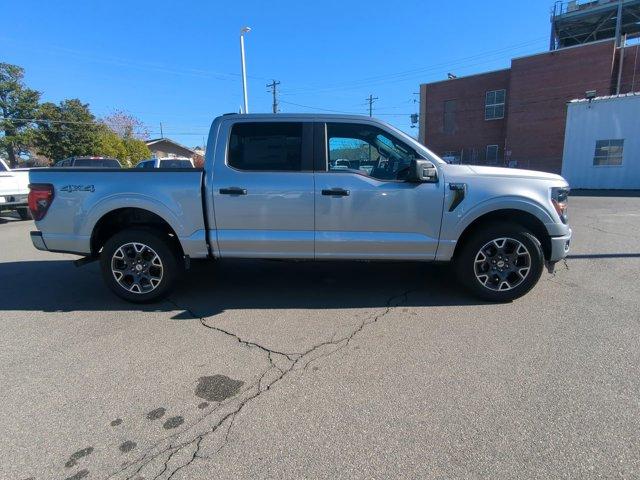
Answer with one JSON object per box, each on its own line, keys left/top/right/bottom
{"left": 551, "top": 187, "right": 569, "bottom": 224}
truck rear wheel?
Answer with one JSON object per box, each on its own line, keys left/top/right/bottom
{"left": 100, "top": 228, "right": 179, "bottom": 303}
{"left": 455, "top": 223, "right": 544, "bottom": 302}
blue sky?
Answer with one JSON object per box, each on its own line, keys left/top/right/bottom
{"left": 2, "top": 0, "right": 552, "bottom": 148}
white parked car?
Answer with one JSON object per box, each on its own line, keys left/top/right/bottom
{"left": 135, "top": 157, "right": 194, "bottom": 169}
{"left": 0, "top": 158, "right": 31, "bottom": 220}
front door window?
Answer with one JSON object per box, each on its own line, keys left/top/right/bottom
{"left": 327, "top": 123, "right": 418, "bottom": 181}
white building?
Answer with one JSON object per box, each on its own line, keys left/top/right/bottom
{"left": 562, "top": 93, "right": 640, "bottom": 189}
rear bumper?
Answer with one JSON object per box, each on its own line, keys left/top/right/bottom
{"left": 30, "top": 231, "right": 48, "bottom": 251}
{"left": 549, "top": 228, "right": 572, "bottom": 262}
{"left": 30, "top": 231, "right": 90, "bottom": 255}
{"left": 0, "top": 194, "right": 28, "bottom": 209}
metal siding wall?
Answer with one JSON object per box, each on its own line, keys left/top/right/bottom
{"left": 561, "top": 96, "right": 640, "bottom": 189}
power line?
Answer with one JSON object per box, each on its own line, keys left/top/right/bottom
{"left": 6, "top": 74, "right": 634, "bottom": 133}
{"left": 1, "top": 117, "right": 98, "bottom": 125}
{"left": 280, "top": 37, "right": 548, "bottom": 96}
{"left": 0, "top": 36, "right": 270, "bottom": 83}
{"left": 266, "top": 80, "right": 281, "bottom": 113}
{"left": 279, "top": 100, "right": 355, "bottom": 114}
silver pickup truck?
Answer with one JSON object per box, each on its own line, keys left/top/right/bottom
{"left": 28, "top": 114, "right": 571, "bottom": 303}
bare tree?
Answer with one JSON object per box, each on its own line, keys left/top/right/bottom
{"left": 101, "top": 109, "right": 149, "bottom": 140}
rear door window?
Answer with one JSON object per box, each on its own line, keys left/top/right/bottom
{"left": 228, "top": 122, "right": 304, "bottom": 171}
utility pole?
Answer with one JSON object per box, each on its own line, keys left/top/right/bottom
{"left": 410, "top": 92, "right": 420, "bottom": 131}
{"left": 366, "top": 94, "right": 378, "bottom": 117}
{"left": 266, "top": 80, "right": 281, "bottom": 113}
{"left": 160, "top": 122, "right": 164, "bottom": 138}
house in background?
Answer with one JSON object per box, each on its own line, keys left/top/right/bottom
{"left": 145, "top": 138, "right": 205, "bottom": 167}
{"left": 192, "top": 146, "right": 205, "bottom": 167}
{"left": 145, "top": 138, "right": 195, "bottom": 159}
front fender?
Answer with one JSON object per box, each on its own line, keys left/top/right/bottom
{"left": 436, "top": 195, "right": 556, "bottom": 261}
{"left": 451, "top": 196, "right": 554, "bottom": 239}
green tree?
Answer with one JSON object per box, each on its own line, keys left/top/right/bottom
{"left": 122, "top": 137, "right": 150, "bottom": 166}
{"left": 95, "top": 124, "right": 128, "bottom": 161}
{"left": 34, "top": 99, "right": 100, "bottom": 161}
{"left": 0, "top": 63, "right": 41, "bottom": 168}
{"left": 95, "top": 110, "right": 150, "bottom": 166}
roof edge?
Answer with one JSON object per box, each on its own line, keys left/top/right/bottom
{"left": 420, "top": 68, "right": 511, "bottom": 87}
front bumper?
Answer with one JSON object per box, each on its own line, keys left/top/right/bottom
{"left": 30, "top": 231, "right": 48, "bottom": 251}
{"left": 549, "top": 228, "right": 572, "bottom": 262}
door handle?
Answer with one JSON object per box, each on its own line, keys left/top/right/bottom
{"left": 219, "top": 187, "right": 247, "bottom": 195}
{"left": 322, "top": 188, "right": 350, "bottom": 197}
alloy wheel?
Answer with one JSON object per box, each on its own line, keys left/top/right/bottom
{"left": 474, "top": 237, "right": 531, "bottom": 291}
{"left": 111, "top": 242, "right": 163, "bottom": 294}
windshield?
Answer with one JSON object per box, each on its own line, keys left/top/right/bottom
{"left": 159, "top": 159, "right": 192, "bottom": 168}
{"left": 74, "top": 158, "right": 121, "bottom": 168}
{"left": 381, "top": 123, "right": 445, "bottom": 165}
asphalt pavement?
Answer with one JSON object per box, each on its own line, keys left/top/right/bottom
{"left": 0, "top": 194, "right": 638, "bottom": 479}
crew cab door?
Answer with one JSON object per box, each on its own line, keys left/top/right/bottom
{"left": 314, "top": 121, "right": 445, "bottom": 260}
{"left": 211, "top": 120, "right": 315, "bottom": 258}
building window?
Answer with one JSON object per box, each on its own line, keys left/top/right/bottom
{"left": 443, "top": 99, "right": 456, "bottom": 134}
{"left": 486, "top": 145, "right": 499, "bottom": 164}
{"left": 485, "top": 89, "right": 505, "bottom": 120}
{"left": 593, "top": 139, "right": 624, "bottom": 166}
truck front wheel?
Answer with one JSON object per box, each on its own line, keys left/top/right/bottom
{"left": 100, "top": 228, "right": 179, "bottom": 303}
{"left": 455, "top": 223, "right": 544, "bottom": 302}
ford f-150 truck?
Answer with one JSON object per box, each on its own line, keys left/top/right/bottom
{"left": 28, "top": 114, "right": 571, "bottom": 303}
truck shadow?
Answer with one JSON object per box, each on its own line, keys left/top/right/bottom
{"left": 0, "top": 258, "right": 482, "bottom": 316}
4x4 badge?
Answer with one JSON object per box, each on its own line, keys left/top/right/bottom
{"left": 61, "top": 185, "right": 95, "bottom": 193}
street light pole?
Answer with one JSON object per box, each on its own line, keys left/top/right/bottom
{"left": 240, "top": 26, "right": 251, "bottom": 114}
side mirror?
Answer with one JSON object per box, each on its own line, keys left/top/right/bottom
{"left": 408, "top": 159, "right": 438, "bottom": 183}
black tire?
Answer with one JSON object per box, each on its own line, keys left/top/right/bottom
{"left": 454, "top": 222, "right": 544, "bottom": 302}
{"left": 17, "top": 207, "right": 32, "bottom": 220}
{"left": 100, "top": 228, "right": 180, "bottom": 303}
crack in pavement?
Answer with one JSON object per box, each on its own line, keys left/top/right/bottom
{"left": 583, "top": 223, "right": 631, "bottom": 238}
{"left": 107, "top": 289, "right": 413, "bottom": 480}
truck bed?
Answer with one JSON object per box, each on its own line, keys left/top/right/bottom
{"left": 28, "top": 168, "right": 209, "bottom": 258}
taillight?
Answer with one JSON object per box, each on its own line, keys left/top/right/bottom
{"left": 28, "top": 184, "right": 54, "bottom": 221}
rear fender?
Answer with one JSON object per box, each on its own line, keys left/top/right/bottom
{"left": 83, "top": 194, "right": 185, "bottom": 239}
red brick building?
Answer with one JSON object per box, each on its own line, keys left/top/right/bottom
{"left": 419, "top": 39, "right": 640, "bottom": 173}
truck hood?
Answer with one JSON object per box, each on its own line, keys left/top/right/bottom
{"left": 465, "top": 165, "right": 565, "bottom": 182}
